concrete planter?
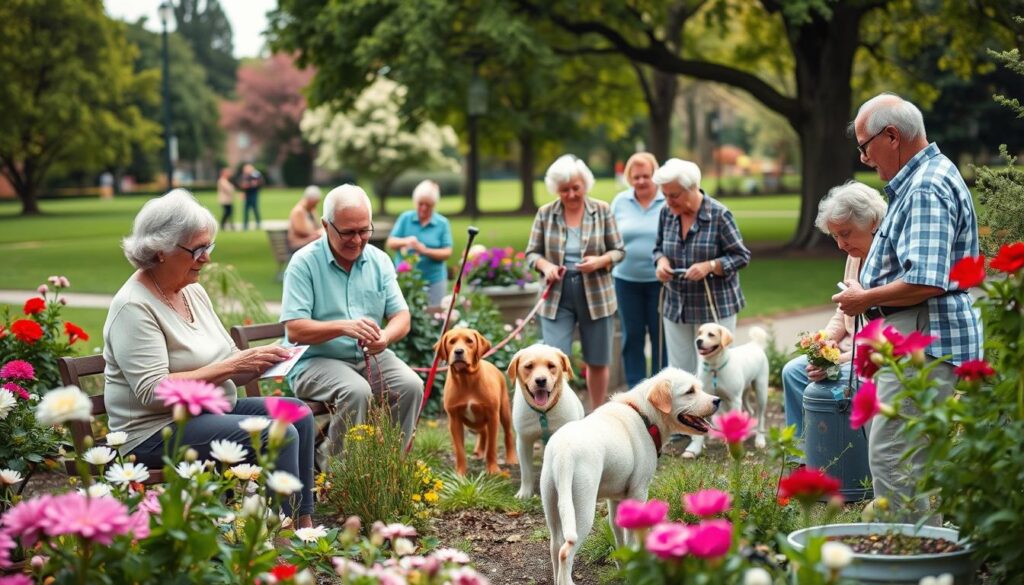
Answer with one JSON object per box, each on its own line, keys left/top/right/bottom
{"left": 474, "top": 282, "right": 542, "bottom": 326}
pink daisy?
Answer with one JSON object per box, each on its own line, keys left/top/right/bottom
{"left": 2, "top": 383, "right": 29, "bottom": 401}
{"left": 0, "top": 530, "right": 15, "bottom": 569}
{"left": 42, "top": 492, "right": 134, "bottom": 545}
{"left": 154, "top": 379, "right": 230, "bottom": 416}
{"left": 0, "top": 360, "right": 35, "bottom": 381}
{"left": 265, "top": 396, "right": 309, "bottom": 424}
{"left": 1, "top": 495, "right": 54, "bottom": 547}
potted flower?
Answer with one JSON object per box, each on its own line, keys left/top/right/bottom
{"left": 462, "top": 246, "right": 539, "bottom": 326}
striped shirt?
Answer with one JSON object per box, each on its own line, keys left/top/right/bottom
{"left": 525, "top": 198, "right": 624, "bottom": 320}
{"left": 653, "top": 194, "right": 750, "bottom": 323}
{"left": 860, "top": 143, "right": 982, "bottom": 366}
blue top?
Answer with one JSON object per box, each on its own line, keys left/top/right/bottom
{"left": 280, "top": 236, "right": 409, "bottom": 380}
{"left": 390, "top": 210, "right": 453, "bottom": 284}
{"left": 564, "top": 227, "right": 582, "bottom": 270}
{"left": 611, "top": 188, "right": 666, "bottom": 282}
{"left": 860, "top": 143, "right": 982, "bottom": 366}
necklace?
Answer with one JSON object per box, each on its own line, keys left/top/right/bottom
{"left": 149, "top": 273, "right": 194, "bottom": 323}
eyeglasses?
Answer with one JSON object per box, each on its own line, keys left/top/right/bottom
{"left": 857, "top": 127, "right": 888, "bottom": 156}
{"left": 328, "top": 221, "right": 374, "bottom": 241}
{"left": 177, "top": 242, "right": 216, "bottom": 260}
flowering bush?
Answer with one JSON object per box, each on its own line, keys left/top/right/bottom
{"left": 795, "top": 330, "right": 843, "bottom": 380}
{"left": 462, "top": 246, "right": 535, "bottom": 289}
{"left": 851, "top": 241, "right": 1024, "bottom": 581}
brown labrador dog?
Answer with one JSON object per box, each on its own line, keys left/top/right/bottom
{"left": 437, "top": 328, "right": 517, "bottom": 475}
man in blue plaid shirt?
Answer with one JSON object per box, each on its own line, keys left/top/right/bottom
{"left": 832, "top": 93, "right": 982, "bottom": 524}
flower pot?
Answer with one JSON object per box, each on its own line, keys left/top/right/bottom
{"left": 473, "top": 282, "right": 542, "bottom": 326}
{"left": 787, "top": 523, "right": 976, "bottom": 584}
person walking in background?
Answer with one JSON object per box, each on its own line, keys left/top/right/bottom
{"left": 653, "top": 158, "right": 750, "bottom": 383}
{"left": 611, "top": 152, "right": 667, "bottom": 387}
{"left": 287, "top": 185, "right": 324, "bottom": 253}
{"left": 217, "top": 167, "right": 236, "bottom": 231}
{"left": 240, "top": 163, "right": 264, "bottom": 230}
{"left": 526, "top": 154, "right": 624, "bottom": 409}
{"left": 833, "top": 93, "right": 982, "bottom": 524}
{"left": 386, "top": 180, "right": 453, "bottom": 306}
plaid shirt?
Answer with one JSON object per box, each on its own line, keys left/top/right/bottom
{"left": 526, "top": 198, "right": 624, "bottom": 320}
{"left": 654, "top": 194, "right": 750, "bottom": 324}
{"left": 860, "top": 143, "right": 982, "bottom": 366}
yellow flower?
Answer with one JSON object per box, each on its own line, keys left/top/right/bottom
{"left": 426, "top": 419, "right": 439, "bottom": 429}
{"left": 433, "top": 479, "right": 443, "bottom": 490}
{"left": 424, "top": 491, "right": 439, "bottom": 504}
{"left": 412, "top": 494, "right": 422, "bottom": 502}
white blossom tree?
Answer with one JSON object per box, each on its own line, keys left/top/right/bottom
{"left": 301, "top": 77, "right": 460, "bottom": 215}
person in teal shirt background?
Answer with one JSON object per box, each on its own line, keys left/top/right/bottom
{"left": 386, "top": 180, "right": 453, "bottom": 306}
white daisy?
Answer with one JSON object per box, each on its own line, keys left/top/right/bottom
{"left": 238, "top": 416, "right": 270, "bottom": 434}
{"left": 104, "top": 431, "right": 128, "bottom": 447}
{"left": 0, "top": 468, "right": 24, "bottom": 485}
{"left": 432, "top": 548, "right": 470, "bottom": 564}
{"left": 174, "top": 461, "right": 204, "bottom": 479}
{"left": 35, "top": 386, "right": 92, "bottom": 426}
{"left": 294, "top": 525, "right": 329, "bottom": 543}
{"left": 0, "top": 389, "right": 17, "bottom": 420}
{"left": 209, "top": 439, "right": 247, "bottom": 464}
{"left": 266, "top": 470, "right": 303, "bottom": 495}
{"left": 822, "top": 541, "right": 854, "bottom": 569}
{"left": 228, "top": 464, "right": 262, "bottom": 481}
{"left": 82, "top": 446, "right": 116, "bottom": 466}
{"left": 240, "top": 494, "right": 264, "bottom": 517}
{"left": 105, "top": 462, "right": 150, "bottom": 485}
{"left": 393, "top": 537, "right": 416, "bottom": 556}
{"left": 82, "top": 483, "right": 112, "bottom": 498}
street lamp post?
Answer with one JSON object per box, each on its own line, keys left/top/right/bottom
{"left": 158, "top": 1, "right": 174, "bottom": 191}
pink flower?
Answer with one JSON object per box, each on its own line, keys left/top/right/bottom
{"left": 42, "top": 492, "right": 134, "bottom": 545}
{"left": 855, "top": 318, "right": 887, "bottom": 350}
{"left": 683, "top": 489, "right": 731, "bottom": 518}
{"left": 264, "top": 396, "right": 309, "bottom": 424}
{"left": 138, "top": 489, "right": 162, "bottom": 515}
{"left": 154, "top": 379, "right": 230, "bottom": 416}
{"left": 854, "top": 346, "right": 882, "bottom": 380}
{"left": 686, "top": 519, "right": 732, "bottom": 558}
{"left": 127, "top": 510, "right": 151, "bottom": 540}
{"left": 644, "top": 522, "right": 690, "bottom": 559}
{"left": 376, "top": 522, "right": 417, "bottom": 539}
{"left": 850, "top": 380, "right": 880, "bottom": 429}
{"left": 615, "top": 499, "right": 669, "bottom": 530}
{"left": 890, "top": 330, "right": 936, "bottom": 358}
{"left": 1, "top": 495, "right": 53, "bottom": 546}
{"left": 396, "top": 261, "right": 412, "bottom": 273}
{"left": 709, "top": 410, "right": 756, "bottom": 444}
{"left": 0, "top": 531, "right": 14, "bottom": 569}
{"left": 448, "top": 567, "right": 490, "bottom": 585}
{"left": 0, "top": 574, "right": 32, "bottom": 585}
{"left": 2, "top": 383, "right": 29, "bottom": 401}
{"left": 0, "top": 360, "right": 35, "bottom": 381}
{"left": 36, "top": 284, "right": 48, "bottom": 295}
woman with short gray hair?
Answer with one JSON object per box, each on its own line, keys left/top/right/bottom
{"left": 106, "top": 188, "right": 317, "bottom": 527}
{"left": 385, "top": 179, "right": 453, "bottom": 306}
{"left": 782, "top": 180, "right": 888, "bottom": 461}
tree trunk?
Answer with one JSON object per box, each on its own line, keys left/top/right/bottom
{"left": 515, "top": 130, "right": 538, "bottom": 215}
{"left": 18, "top": 184, "right": 41, "bottom": 216}
{"left": 0, "top": 160, "right": 42, "bottom": 216}
{"left": 375, "top": 177, "right": 391, "bottom": 217}
{"left": 648, "top": 69, "right": 677, "bottom": 161}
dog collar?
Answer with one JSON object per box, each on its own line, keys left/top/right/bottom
{"left": 627, "top": 403, "right": 662, "bottom": 457}
{"left": 701, "top": 358, "right": 729, "bottom": 394}
{"left": 524, "top": 401, "right": 553, "bottom": 445}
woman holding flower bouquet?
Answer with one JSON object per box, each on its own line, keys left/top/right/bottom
{"left": 103, "top": 189, "right": 317, "bottom": 526}
{"left": 526, "top": 154, "right": 624, "bottom": 408}
{"left": 781, "top": 181, "right": 887, "bottom": 457}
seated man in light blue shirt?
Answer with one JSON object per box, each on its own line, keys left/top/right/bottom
{"left": 281, "top": 184, "right": 424, "bottom": 456}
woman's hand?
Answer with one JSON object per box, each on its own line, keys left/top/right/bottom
{"left": 539, "top": 261, "right": 564, "bottom": 284}
{"left": 839, "top": 351, "right": 852, "bottom": 364}
{"left": 655, "top": 258, "right": 674, "bottom": 283}
{"left": 806, "top": 363, "right": 827, "bottom": 383}
{"left": 683, "top": 261, "right": 713, "bottom": 281}
{"left": 576, "top": 255, "right": 607, "bottom": 274}
{"left": 229, "top": 345, "right": 292, "bottom": 375}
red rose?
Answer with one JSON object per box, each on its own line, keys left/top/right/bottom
{"left": 778, "top": 467, "right": 842, "bottom": 506}
{"left": 10, "top": 320, "right": 43, "bottom": 344}
{"left": 949, "top": 255, "right": 986, "bottom": 289}
{"left": 65, "top": 322, "right": 89, "bottom": 345}
{"left": 953, "top": 359, "right": 996, "bottom": 382}
{"left": 990, "top": 242, "right": 1024, "bottom": 274}
{"left": 270, "top": 563, "right": 298, "bottom": 581}
{"left": 23, "top": 297, "right": 46, "bottom": 315}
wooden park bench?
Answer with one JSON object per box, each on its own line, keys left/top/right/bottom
{"left": 266, "top": 228, "right": 292, "bottom": 282}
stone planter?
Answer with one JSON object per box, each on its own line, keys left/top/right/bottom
{"left": 473, "top": 282, "right": 542, "bottom": 326}
{"left": 787, "top": 523, "right": 976, "bottom": 584}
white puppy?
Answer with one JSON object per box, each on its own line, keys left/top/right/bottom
{"left": 540, "top": 368, "right": 720, "bottom": 585}
{"left": 684, "top": 323, "right": 770, "bottom": 459}
{"left": 507, "top": 344, "right": 586, "bottom": 500}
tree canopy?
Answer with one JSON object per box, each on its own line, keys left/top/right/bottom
{"left": 172, "top": 0, "right": 238, "bottom": 96}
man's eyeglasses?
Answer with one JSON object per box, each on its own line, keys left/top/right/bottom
{"left": 177, "top": 242, "right": 216, "bottom": 260}
{"left": 857, "top": 127, "right": 888, "bottom": 156}
{"left": 328, "top": 221, "right": 374, "bottom": 241}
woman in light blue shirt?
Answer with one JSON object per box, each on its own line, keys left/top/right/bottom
{"left": 386, "top": 180, "right": 453, "bottom": 306}
{"left": 610, "top": 152, "right": 666, "bottom": 387}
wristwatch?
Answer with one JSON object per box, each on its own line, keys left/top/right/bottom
{"left": 709, "top": 259, "right": 718, "bottom": 272}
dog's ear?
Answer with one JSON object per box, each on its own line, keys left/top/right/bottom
{"left": 506, "top": 352, "right": 521, "bottom": 381}
{"left": 434, "top": 333, "right": 449, "bottom": 362}
{"left": 475, "top": 330, "right": 492, "bottom": 357}
{"left": 559, "top": 350, "right": 574, "bottom": 381}
{"left": 719, "top": 326, "right": 734, "bottom": 348}
{"left": 648, "top": 379, "right": 674, "bottom": 415}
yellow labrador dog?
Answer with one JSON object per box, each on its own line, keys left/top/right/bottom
{"left": 540, "top": 368, "right": 720, "bottom": 585}
{"left": 684, "top": 323, "right": 770, "bottom": 459}
{"left": 507, "top": 344, "right": 586, "bottom": 500}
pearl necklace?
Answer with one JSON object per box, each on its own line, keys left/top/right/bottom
{"left": 149, "top": 273, "right": 194, "bottom": 323}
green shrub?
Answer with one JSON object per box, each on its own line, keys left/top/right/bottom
{"left": 199, "top": 262, "right": 272, "bottom": 330}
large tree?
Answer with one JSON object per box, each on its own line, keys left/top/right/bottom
{"left": 0, "top": 0, "right": 160, "bottom": 215}
{"left": 172, "top": 0, "right": 238, "bottom": 96}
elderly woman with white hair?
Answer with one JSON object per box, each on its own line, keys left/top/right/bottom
{"left": 653, "top": 158, "right": 751, "bottom": 384}
{"left": 386, "top": 179, "right": 453, "bottom": 306}
{"left": 526, "top": 155, "right": 624, "bottom": 408}
{"left": 104, "top": 188, "right": 317, "bottom": 527}
{"left": 287, "top": 185, "right": 325, "bottom": 252}
{"left": 782, "top": 181, "right": 888, "bottom": 459}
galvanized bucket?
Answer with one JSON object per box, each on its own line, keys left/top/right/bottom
{"left": 803, "top": 381, "right": 872, "bottom": 502}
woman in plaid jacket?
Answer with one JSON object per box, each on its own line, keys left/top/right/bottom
{"left": 525, "top": 155, "right": 625, "bottom": 408}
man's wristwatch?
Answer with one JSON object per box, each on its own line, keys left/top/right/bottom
{"left": 709, "top": 259, "right": 718, "bottom": 272}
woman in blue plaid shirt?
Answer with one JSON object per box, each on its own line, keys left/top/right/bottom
{"left": 652, "top": 159, "right": 751, "bottom": 375}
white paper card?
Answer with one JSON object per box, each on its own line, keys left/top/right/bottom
{"left": 259, "top": 345, "right": 310, "bottom": 379}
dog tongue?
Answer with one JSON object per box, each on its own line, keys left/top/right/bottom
{"left": 533, "top": 389, "right": 550, "bottom": 406}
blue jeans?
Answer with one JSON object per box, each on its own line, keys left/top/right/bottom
{"left": 782, "top": 354, "right": 851, "bottom": 438}
{"left": 243, "top": 191, "right": 261, "bottom": 229}
{"left": 613, "top": 278, "right": 666, "bottom": 387}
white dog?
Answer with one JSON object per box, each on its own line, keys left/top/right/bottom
{"left": 507, "top": 344, "right": 586, "bottom": 500}
{"left": 540, "top": 368, "right": 720, "bottom": 585}
{"left": 684, "top": 323, "right": 770, "bottom": 459}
